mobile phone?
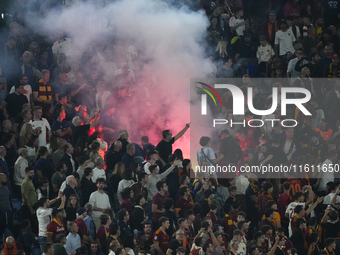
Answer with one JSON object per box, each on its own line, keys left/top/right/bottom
{"left": 328, "top": 205, "right": 332, "bottom": 208}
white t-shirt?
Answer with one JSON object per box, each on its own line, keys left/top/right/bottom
{"left": 143, "top": 161, "right": 159, "bottom": 174}
{"left": 285, "top": 201, "right": 305, "bottom": 237}
{"left": 274, "top": 30, "right": 296, "bottom": 56}
{"left": 319, "top": 159, "right": 334, "bottom": 191}
{"left": 36, "top": 207, "right": 53, "bottom": 237}
{"left": 229, "top": 16, "right": 245, "bottom": 36}
{"left": 324, "top": 193, "right": 340, "bottom": 205}
{"left": 10, "top": 85, "right": 32, "bottom": 104}
{"left": 89, "top": 191, "right": 111, "bottom": 218}
{"left": 52, "top": 38, "right": 72, "bottom": 55}
{"left": 257, "top": 44, "right": 275, "bottom": 64}
{"left": 287, "top": 58, "right": 308, "bottom": 83}
{"left": 91, "top": 167, "right": 106, "bottom": 183}
{"left": 30, "top": 118, "right": 51, "bottom": 146}
{"left": 235, "top": 175, "right": 249, "bottom": 195}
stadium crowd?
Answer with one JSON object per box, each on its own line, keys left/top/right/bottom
{"left": 2, "top": 0, "right": 340, "bottom": 255}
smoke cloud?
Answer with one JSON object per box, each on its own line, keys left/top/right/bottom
{"left": 24, "top": 0, "right": 212, "bottom": 157}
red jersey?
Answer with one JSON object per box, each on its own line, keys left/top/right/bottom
{"left": 46, "top": 218, "right": 65, "bottom": 242}
{"left": 74, "top": 219, "right": 88, "bottom": 239}
{"left": 277, "top": 193, "right": 293, "bottom": 223}
{"left": 175, "top": 197, "right": 193, "bottom": 219}
{"left": 153, "top": 228, "right": 169, "bottom": 254}
{"left": 206, "top": 211, "right": 219, "bottom": 225}
{"left": 223, "top": 214, "right": 235, "bottom": 241}
{"left": 287, "top": 178, "right": 302, "bottom": 196}
{"left": 152, "top": 193, "right": 167, "bottom": 223}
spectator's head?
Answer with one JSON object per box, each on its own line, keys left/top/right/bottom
{"left": 140, "top": 136, "right": 149, "bottom": 145}
{"left": 121, "top": 187, "right": 133, "bottom": 201}
{"left": 328, "top": 210, "right": 338, "bottom": 221}
{"left": 134, "top": 193, "right": 146, "bottom": 206}
{"left": 96, "top": 178, "right": 106, "bottom": 190}
{"left": 204, "top": 189, "right": 214, "bottom": 200}
{"left": 126, "top": 143, "right": 135, "bottom": 156}
{"left": 100, "top": 214, "right": 111, "bottom": 226}
{"left": 90, "top": 242, "right": 99, "bottom": 255}
{"left": 175, "top": 229, "right": 185, "bottom": 242}
{"left": 159, "top": 216, "right": 170, "bottom": 229}
{"left": 236, "top": 129, "right": 246, "bottom": 141}
{"left": 294, "top": 191, "right": 305, "bottom": 202}
{"left": 295, "top": 218, "right": 307, "bottom": 229}
{"left": 58, "top": 93, "right": 68, "bottom": 104}
{"left": 84, "top": 203, "right": 93, "bottom": 215}
{"left": 43, "top": 242, "right": 54, "bottom": 255}
{"left": 199, "top": 136, "right": 211, "bottom": 147}
{"left": 59, "top": 71, "right": 68, "bottom": 83}
{"left": 109, "top": 223, "right": 120, "bottom": 236}
{"left": 146, "top": 150, "right": 158, "bottom": 161}
{"left": 55, "top": 234, "right": 67, "bottom": 245}
{"left": 25, "top": 167, "right": 34, "bottom": 180}
{"left": 56, "top": 108, "right": 66, "bottom": 120}
{"left": 156, "top": 180, "right": 168, "bottom": 192}
{"left": 280, "top": 19, "right": 288, "bottom": 30}
{"left": 41, "top": 69, "right": 50, "bottom": 83}
{"left": 95, "top": 157, "right": 105, "bottom": 169}
{"left": 143, "top": 223, "right": 152, "bottom": 234}
{"left": 286, "top": 127, "right": 294, "bottom": 139}
{"left": 268, "top": 11, "right": 276, "bottom": 23}
{"left": 264, "top": 208, "right": 275, "bottom": 219}
{"left": 117, "top": 208, "right": 129, "bottom": 222}
{"left": 325, "top": 238, "right": 336, "bottom": 251}
{"left": 119, "top": 130, "right": 129, "bottom": 139}
{"left": 223, "top": 55, "right": 233, "bottom": 68}
{"left": 176, "top": 247, "right": 186, "bottom": 255}
{"left": 263, "top": 182, "right": 273, "bottom": 193}
{"left": 72, "top": 116, "right": 83, "bottom": 127}
{"left": 332, "top": 54, "right": 339, "bottom": 66}
{"left": 234, "top": 7, "right": 243, "bottom": 18}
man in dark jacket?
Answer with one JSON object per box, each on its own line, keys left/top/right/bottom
{"left": 290, "top": 218, "right": 307, "bottom": 255}
{"left": 219, "top": 130, "right": 243, "bottom": 164}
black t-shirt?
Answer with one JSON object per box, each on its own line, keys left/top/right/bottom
{"left": 156, "top": 137, "right": 175, "bottom": 163}
{"left": 168, "top": 239, "right": 182, "bottom": 255}
{"left": 321, "top": 221, "right": 340, "bottom": 238}
{"left": 4, "top": 93, "right": 28, "bottom": 118}
{"left": 73, "top": 124, "right": 90, "bottom": 146}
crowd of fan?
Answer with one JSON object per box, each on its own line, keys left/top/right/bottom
{"left": 2, "top": 1, "right": 340, "bottom": 255}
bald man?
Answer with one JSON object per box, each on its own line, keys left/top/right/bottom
{"left": 3, "top": 237, "right": 21, "bottom": 255}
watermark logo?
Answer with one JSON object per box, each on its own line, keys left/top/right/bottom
{"left": 197, "top": 82, "right": 312, "bottom": 116}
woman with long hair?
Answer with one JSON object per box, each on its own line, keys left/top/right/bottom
{"left": 129, "top": 162, "right": 141, "bottom": 182}
{"left": 109, "top": 162, "right": 125, "bottom": 208}
{"left": 215, "top": 40, "right": 229, "bottom": 64}
{"left": 120, "top": 187, "right": 134, "bottom": 215}
{"left": 34, "top": 146, "right": 54, "bottom": 182}
{"left": 97, "top": 214, "right": 112, "bottom": 253}
{"left": 19, "top": 123, "right": 40, "bottom": 147}
{"left": 194, "top": 180, "right": 212, "bottom": 203}
{"left": 65, "top": 194, "right": 80, "bottom": 223}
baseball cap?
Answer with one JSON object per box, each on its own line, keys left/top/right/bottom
{"left": 77, "top": 207, "right": 88, "bottom": 215}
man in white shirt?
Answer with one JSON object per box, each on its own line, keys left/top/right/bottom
{"left": 324, "top": 182, "right": 340, "bottom": 205}
{"left": 229, "top": 7, "right": 245, "bottom": 36}
{"left": 91, "top": 157, "right": 106, "bottom": 183}
{"left": 142, "top": 150, "right": 159, "bottom": 174}
{"left": 89, "top": 178, "right": 111, "bottom": 231}
{"left": 30, "top": 106, "right": 51, "bottom": 146}
{"left": 274, "top": 20, "right": 296, "bottom": 58}
{"left": 287, "top": 48, "right": 308, "bottom": 85}
{"left": 235, "top": 172, "right": 249, "bottom": 195}
{"left": 10, "top": 75, "right": 32, "bottom": 104}
{"left": 14, "top": 148, "right": 29, "bottom": 192}
{"left": 285, "top": 186, "right": 313, "bottom": 237}
{"left": 318, "top": 151, "right": 338, "bottom": 192}
{"left": 37, "top": 195, "right": 65, "bottom": 251}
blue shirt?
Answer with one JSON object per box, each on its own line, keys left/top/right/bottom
{"left": 51, "top": 120, "right": 71, "bottom": 142}
{"left": 121, "top": 153, "right": 134, "bottom": 169}
{"left": 84, "top": 215, "right": 96, "bottom": 240}
{"left": 0, "top": 158, "right": 9, "bottom": 179}
{"left": 64, "top": 233, "right": 81, "bottom": 255}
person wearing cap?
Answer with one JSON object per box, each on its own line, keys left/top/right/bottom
{"left": 274, "top": 20, "right": 296, "bottom": 60}
{"left": 197, "top": 136, "right": 224, "bottom": 168}
{"left": 290, "top": 217, "right": 308, "bottom": 255}
{"left": 325, "top": 53, "right": 340, "bottom": 78}
{"left": 47, "top": 208, "right": 66, "bottom": 243}
{"left": 75, "top": 207, "right": 92, "bottom": 245}
{"left": 259, "top": 11, "right": 279, "bottom": 46}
